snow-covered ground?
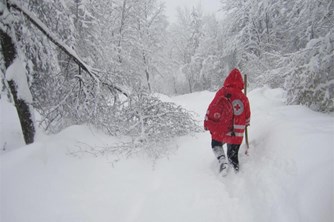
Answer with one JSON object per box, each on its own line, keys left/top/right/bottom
{"left": 1, "top": 87, "right": 333, "bottom": 222}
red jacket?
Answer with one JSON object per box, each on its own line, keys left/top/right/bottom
{"left": 204, "top": 69, "right": 251, "bottom": 144}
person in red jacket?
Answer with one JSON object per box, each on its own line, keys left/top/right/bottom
{"left": 204, "top": 68, "right": 251, "bottom": 175}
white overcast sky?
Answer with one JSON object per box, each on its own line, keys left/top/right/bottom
{"left": 163, "top": 0, "right": 223, "bottom": 22}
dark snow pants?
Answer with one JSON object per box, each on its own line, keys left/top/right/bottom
{"left": 211, "top": 139, "right": 240, "bottom": 171}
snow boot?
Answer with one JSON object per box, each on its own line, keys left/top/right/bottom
{"left": 212, "top": 145, "right": 229, "bottom": 176}
{"left": 227, "top": 144, "right": 240, "bottom": 174}
{"left": 218, "top": 156, "right": 229, "bottom": 177}
{"left": 233, "top": 164, "right": 239, "bottom": 173}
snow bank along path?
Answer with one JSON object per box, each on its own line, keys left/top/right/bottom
{"left": 1, "top": 87, "right": 333, "bottom": 222}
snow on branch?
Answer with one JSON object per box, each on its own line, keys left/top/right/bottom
{"left": 7, "top": 0, "right": 128, "bottom": 97}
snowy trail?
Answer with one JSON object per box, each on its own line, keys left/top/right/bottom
{"left": 170, "top": 87, "right": 333, "bottom": 222}
{"left": 1, "top": 87, "right": 333, "bottom": 222}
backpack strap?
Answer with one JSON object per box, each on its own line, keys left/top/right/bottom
{"left": 224, "top": 93, "right": 235, "bottom": 136}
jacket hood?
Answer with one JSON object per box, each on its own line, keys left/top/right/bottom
{"left": 223, "top": 68, "right": 244, "bottom": 90}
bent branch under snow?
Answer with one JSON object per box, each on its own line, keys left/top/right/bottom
{"left": 7, "top": 0, "right": 128, "bottom": 97}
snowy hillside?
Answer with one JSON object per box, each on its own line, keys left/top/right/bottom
{"left": 1, "top": 87, "right": 333, "bottom": 222}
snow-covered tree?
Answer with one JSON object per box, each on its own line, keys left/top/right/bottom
{"left": 0, "top": 1, "right": 35, "bottom": 144}
{"left": 282, "top": 0, "right": 334, "bottom": 112}
{"left": 219, "top": 0, "right": 333, "bottom": 112}
{"left": 180, "top": 6, "right": 204, "bottom": 93}
{"left": 284, "top": 32, "right": 334, "bottom": 112}
{"left": 1, "top": 0, "right": 199, "bottom": 153}
{"left": 166, "top": 5, "right": 204, "bottom": 93}
{"left": 191, "top": 14, "right": 225, "bottom": 91}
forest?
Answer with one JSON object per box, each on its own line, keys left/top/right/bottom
{"left": 1, "top": 0, "right": 333, "bottom": 148}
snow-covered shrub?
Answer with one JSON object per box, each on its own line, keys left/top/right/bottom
{"left": 112, "top": 89, "right": 200, "bottom": 158}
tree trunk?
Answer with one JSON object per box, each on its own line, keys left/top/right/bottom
{"left": 188, "top": 78, "right": 192, "bottom": 93}
{"left": 143, "top": 54, "right": 151, "bottom": 92}
{"left": 0, "top": 29, "right": 35, "bottom": 144}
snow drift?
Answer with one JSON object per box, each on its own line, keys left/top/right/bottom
{"left": 1, "top": 87, "right": 333, "bottom": 222}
